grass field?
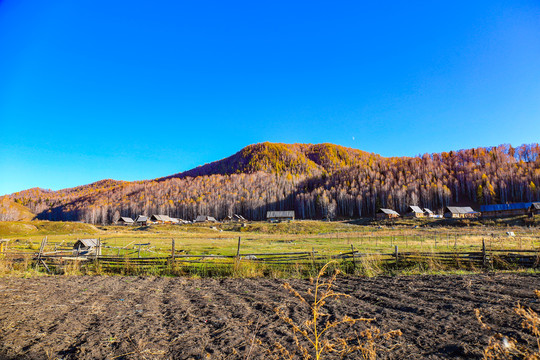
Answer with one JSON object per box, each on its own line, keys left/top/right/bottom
{"left": 1, "top": 218, "right": 539, "bottom": 260}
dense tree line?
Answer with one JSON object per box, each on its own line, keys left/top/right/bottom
{"left": 3, "top": 143, "right": 539, "bottom": 224}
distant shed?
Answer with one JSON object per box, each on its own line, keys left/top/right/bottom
{"left": 195, "top": 215, "right": 218, "bottom": 223}
{"left": 424, "top": 208, "right": 435, "bottom": 217}
{"left": 375, "top": 208, "right": 399, "bottom": 220}
{"left": 481, "top": 203, "right": 532, "bottom": 218}
{"left": 135, "top": 215, "right": 148, "bottom": 226}
{"left": 404, "top": 206, "right": 425, "bottom": 218}
{"left": 150, "top": 214, "right": 173, "bottom": 224}
{"left": 267, "top": 211, "right": 295, "bottom": 222}
{"left": 444, "top": 206, "right": 479, "bottom": 218}
{"left": 530, "top": 203, "right": 540, "bottom": 216}
{"left": 73, "top": 239, "right": 101, "bottom": 256}
{"left": 234, "top": 214, "right": 247, "bottom": 221}
{"left": 117, "top": 217, "right": 134, "bottom": 225}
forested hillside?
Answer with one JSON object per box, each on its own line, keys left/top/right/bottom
{"left": 2, "top": 142, "right": 539, "bottom": 223}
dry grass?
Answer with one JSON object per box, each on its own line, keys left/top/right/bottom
{"left": 477, "top": 290, "right": 540, "bottom": 359}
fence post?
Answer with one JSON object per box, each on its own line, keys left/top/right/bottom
{"left": 482, "top": 238, "right": 487, "bottom": 268}
{"left": 171, "top": 239, "right": 175, "bottom": 260}
{"left": 236, "top": 237, "right": 241, "bottom": 259}
{"left": 351, "top": 244, "right": 356, "bottom": 272}
{"left": 394, "top": 245, "right": 399, "bottom": 265}
{"left": 311, "top": 247, "right": 315, "bottom": 268}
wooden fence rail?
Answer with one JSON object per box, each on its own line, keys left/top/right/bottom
{"left": 2, "top": 237, "right": 539, "bottom": 273}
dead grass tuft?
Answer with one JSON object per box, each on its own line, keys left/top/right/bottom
{"left": 478, "top": 290, "right": 540, "bottom": 359}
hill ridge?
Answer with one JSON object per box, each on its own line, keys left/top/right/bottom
{"left": 163, "top": 142, "right": 375, "bottom": 179}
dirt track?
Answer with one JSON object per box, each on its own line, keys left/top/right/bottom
{"left": 0, "top": 273, "right": 539, "bottom": 359}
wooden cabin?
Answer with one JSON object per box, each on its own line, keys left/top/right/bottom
{"left": 424, "top": 208, "right": 435, "bottom": 217}
{"left": 266, "top": 211, "right": 295, "bottom": 222}
{"left": 195, "top": 215, "right": 218, "bottom": 223}
{"left": 150, "top": 214, "right": 174, "bottom": 224}
{"left": 73, "top": 239, "right": 101, "bottom": 256}
{"left": 404, "top": 206, "right": 425, "bottom": 218}
{"left": 530, "top": 203, "right": 540, "bottom": 216}
{"left": 375, "top": 208, "right": 400, "bottom": 220}
{"left": 223, "top": 214, "right": 247, "bottom": 222}
{"left": 134, "top": 215, "right": 148, "bottom": 226}
{"left": 444, "top": 206, "right": 479, "bottom": 218}
{"left": 117, "top": 217, "right": 134, "bottom": 225}
{"left": 234, "top": 214, "right": 247, "bottom": 221}
{"left": 481, "top": 203, "right": 532, "bottom": 218}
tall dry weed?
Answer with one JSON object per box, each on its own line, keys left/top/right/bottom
{"left": 61, "top": 260, "right": 82, "bottom": 275}
{"left": 271, "top": 261, "right": 401, "bottom": 359}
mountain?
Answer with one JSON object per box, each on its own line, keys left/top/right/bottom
{"left": 1, "top": 142, "right": 539, "bottom": 223}
{"left": 163, "top": 142, "right": 375, "bottom": 179}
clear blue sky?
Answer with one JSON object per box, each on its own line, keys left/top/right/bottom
{"left": 1, "top": 1, "right": 539, "bottom": 195}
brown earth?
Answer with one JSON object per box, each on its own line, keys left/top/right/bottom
{"left": 0, "top": 273, "right": 539, "bottom": 359}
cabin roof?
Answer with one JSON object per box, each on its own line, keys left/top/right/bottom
{"left": 267, "top": 211, "right": 295, "bottom": 218}
{"left": 445, "top": 206, "right": 476, "bottom": 214}
{"left": 151, "top": 214, "right": 172, "bottom": 222}
{"left": 407, "top": 206, "right": 424, "bottom": 213}
{"left": 377, "top": 208, "right": 399, "bottom": 215}
{"left": 531, "top": 203, "right": 540, "bottom": 210}
{"left": 135, "top": 215, "right": 148, "bottom": 222}
{"left": 74, "top": 238, "right": 99, "bottom": 248}
{"left": 119, "top": 217, "right": 134, "bottom": 223}
{"left": 424, "top": 208, "right": 433, "bottom": 214}
{"left": 196, "top": 215, "right": 217, "bottom": 222}
{"left": 481, "top": 202, "right": 532, "bottom": 212}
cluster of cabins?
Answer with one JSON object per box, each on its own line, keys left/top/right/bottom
{"left": 376, "top": 206, "right": 439, "bottom": 220}
{"left": 116, "top": 214, "right": 246, "bottom": 226}
{"left": 376, "top": 202, "right": 540, "bottom": 220}
{"left": 376, "top": 205, "right": 480, "bottom": 220}
{"left": 114, "top": 202, "right": 540, "bottom": 225}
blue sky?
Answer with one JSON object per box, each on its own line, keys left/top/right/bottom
{"left": 1, "top": 1, "right": 539, "bottom": 195}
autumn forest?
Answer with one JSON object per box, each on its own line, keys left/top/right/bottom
{"left": 1, "top": 142, "right": 539, "bottom": 224}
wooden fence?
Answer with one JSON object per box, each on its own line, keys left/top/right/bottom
{"left": 2, "top": 237, "right": 538, "bottom": 274}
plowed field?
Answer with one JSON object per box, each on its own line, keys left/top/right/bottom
{"left": 0, "top": 273, "right": 539, "bottom": 359}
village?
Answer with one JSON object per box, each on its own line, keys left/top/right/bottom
{"left": 112, "top": 202, "right": 540, "bottom": 225}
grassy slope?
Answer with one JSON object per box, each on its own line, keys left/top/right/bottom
{"left": 0, "top": 198, "right": 35, "bottom": 221}
{"left": 0, "top": 221, "right": 100, "bottom": 237}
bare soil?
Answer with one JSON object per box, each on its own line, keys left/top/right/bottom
{"left": 0, "top": 273, "right": 539, "bottom": 359}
